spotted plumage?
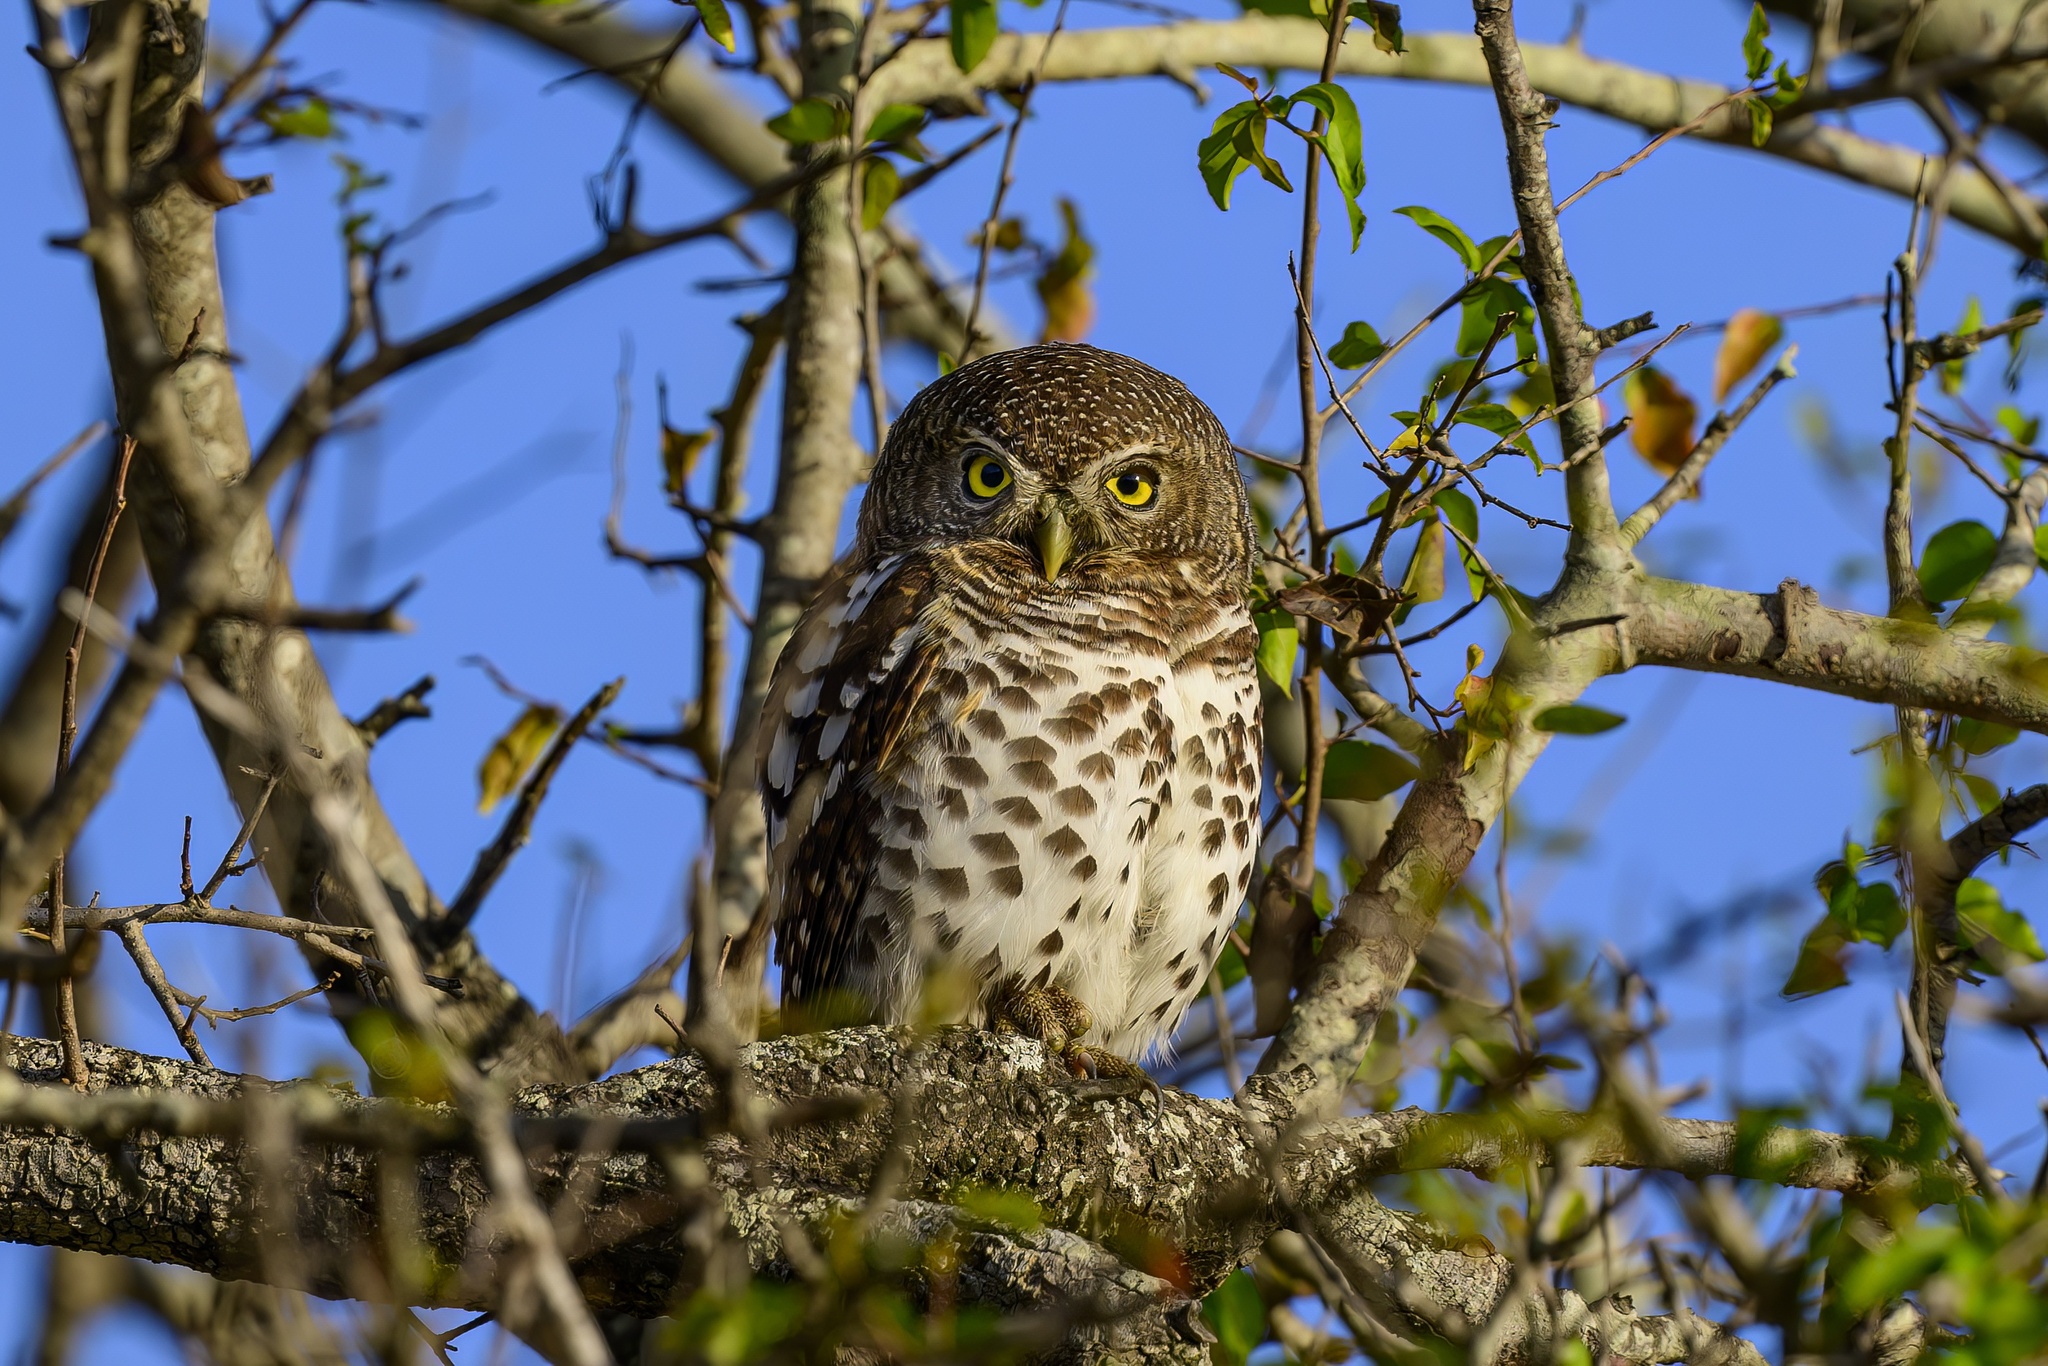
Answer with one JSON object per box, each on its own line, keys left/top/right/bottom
{"left": 761, "top": 343, "right": 1261, "bottom": 1063}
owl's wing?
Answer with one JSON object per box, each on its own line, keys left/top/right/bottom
{"left": 760, "top": 553, "right": 939, "bottom": 1007}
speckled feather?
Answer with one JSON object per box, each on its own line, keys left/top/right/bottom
{"left": 761, "top": 344, "right": 1262, "bottom": 1060}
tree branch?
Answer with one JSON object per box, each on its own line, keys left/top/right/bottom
{"left": 1626, "top": 574, "right": 2048, "bottom": 732}
{"left": 413, "top": 0, "right": 1021, "bottom": 357}
{"left": 0, "top": 1028, "right": 1943, "bottom": 1361}
{"left": 865, "top": 17, "right": 2048, "bottom": 254}
{"left": 1473, "top": 0, "right": 1629, "bottom": 563}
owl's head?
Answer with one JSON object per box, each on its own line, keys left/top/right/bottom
{"left": 856, "top": 343, "right": 1255, "bottom": 585}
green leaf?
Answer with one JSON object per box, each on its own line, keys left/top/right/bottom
{"left": 1956, "top": 878, "right": 2047, "bottom": 962}
{"left": 1918, "top": 519, "right": 1998, "bottom": 604}
{"left": 1201, "top": 1271, "right": 1267, "bottom": 1366}
{"left": 860, "top": 158, "right": 900, "bottom": 231}
{"left": 1960, "top": 772, "right": 2004, "bottom": 817}
{"left": 1395, "top": 204, "right": 1481, "bottom": 272}
{"left": 1321, "top": 739, "right": 1419, "bottom": 801}
{"left": 1849, "top": 881, "right": 1907, "bottom": 948}
{"left": 1954, "top": 717, "right": 2019, "bottom": 756}
{"left": 1254, "top": 608, "right": 1298, "bottom": 696}
{"left": 1433, "top": 487, "right": 1478, "bottom": 544}
{"left": 1473, "top": 233, "right": 1523, "bottom": 279}
{"left": 667, "top": 1281, "right": 805, "bottom": 1366}
{"left": 1215, "top": 62, "right": 1260, "bottom": 93}
{"left": 766, "top": 97, "right": 846, "bottom": 144}
{"left": 692, "top": 0, "right": 737, "bottom": 52}
{"left": 2000, "top": 404, "right": 2042, "bottom": 448}
{"left": 1328, "top": 320, "right": 1387, "bottom": 368}
{"left": 1458, "top": 277, "right": 1536, "bottom": 359}
{"left": 1232, "top": 108, "right": 1292, "bottom": 192}
{"left": 1434, "top": 487, "right": 1485, "bottom": 601}
{"left": 1765, "top": 60, "right": 1807, "bottom": 108}
{"left": 950, "top": 0, "right": 998, "bottom": 72}
{"left": 261, "top": 97, "right": 335, "bottom": 140}
{"left": 1745, "top": 95, "right": 1773, "bottom": 148}
{"left": 1742, "top": 2, "right": 1772, "bottom": 81}
{"left": 1197, "top": 101, "right": 1266, "bottom": 210}
{"left": 1532, "top": 704, "right": 1626, "bottom": 735}
{"left": 865, "top": 103, "right": 927, "bottom": 144}
{"left": 1393, "top": 516, "right": 1444, "bottom": 625}
{"left": 1452, "top": 400, "right": 1537, "bottom": 461}
{"left": 1290, "top": 82, "right": 1366, "bottom": 250}
{"left": 1781, "top": 920, "right": 1850, "bottom": 998}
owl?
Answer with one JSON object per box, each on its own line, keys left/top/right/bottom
{"left": 759, "top": 343, "right": 1262, "bottom": 1076}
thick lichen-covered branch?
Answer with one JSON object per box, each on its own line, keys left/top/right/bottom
{"left": 0, "top": 1028, "right": 1913, "bottom": 1360}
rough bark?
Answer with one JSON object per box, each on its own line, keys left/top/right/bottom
{"left": 91, "top": 0, "right": 577, "bottom": 1086}
{"left": 1, "top": 1028, "right": 1892, "bottom": 1362}
{"left": 864, "top": 17, "right": 2046, "bottom": 254}
{"left": 695, "top": 0, "right": 873, "bottom": 1041}
{"left": 1627, "top": 574, "right": 2048, "bottom": 732}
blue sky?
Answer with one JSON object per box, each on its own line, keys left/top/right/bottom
{"left": 5, "top": 0, "right": 2048, "bottom": 1356}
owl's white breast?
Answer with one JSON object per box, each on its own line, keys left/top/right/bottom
{"left": 857, "top": 584, "right": 1260, "bottom": 1060}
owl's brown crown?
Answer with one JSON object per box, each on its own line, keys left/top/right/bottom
{"left": 889, "top": 343, "right": 1231, "bottom": 481}
{"left": 857, "top": 343, "right": 1255, "bottom": 582}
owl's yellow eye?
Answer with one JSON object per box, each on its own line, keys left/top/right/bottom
{"left": 963, "top": 455, "right": 1012, "bottom": 500}
{"left": 1105, "top": 469, "right": 1158, "bottom": 508}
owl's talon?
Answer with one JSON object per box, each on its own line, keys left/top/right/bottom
{"left": 1061, "top": 1044, "right": 1164, "bottom": 1114}
{"left": 989, "top": 980, "right": 1094, "bottom": 1058}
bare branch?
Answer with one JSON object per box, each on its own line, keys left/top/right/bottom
{"left": 868, "top": 18, "right": 2048, "bottom": 253}
{"left": 437, "top": 678, "right": 626, "bottom": 948}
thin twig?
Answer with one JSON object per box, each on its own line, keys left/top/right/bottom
{"left": 46, "top": 434, "right": 135, "bottom": 1089}
{"left": 436, "top": 677, "right": 626, "bottom": 946}
{"left": 960, "top": 0, "right": 1072, "bottom": 355}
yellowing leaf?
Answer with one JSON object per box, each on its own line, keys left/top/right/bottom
{"left": 1622, "top": 365, "right": 1697, "bottom": 477}
{"left": 1941, "top": 296, "right": 1982, "bottom": 397}
{"left": 1386, "top": 423, "right": 1427, "bottom": 454}
{"left": 952, "top": 1183, "right": 1047, "bottom": 1234}
{"left": 662, "top": 427, "right": 715, "bottom": 498}
{"left": 861, "top": 158, "right": 900, "bottom": 232}
{"left": 1362, "top": 0, "right": 1404, "bottom": 54}
{"left": 1035, "top": 198, "right": 1096, "bottom": 343}
{"left": 692, "top": 0, "right": 737, "bottom": 52}
{"left": 478, "top": 703, "right": 563, "bottom": 812}
{"left": 344, "top": 1009, "right": 451, "bottom": 1102}
{"left": 1713, "top": 308, "right": 1783, "bottom": 403}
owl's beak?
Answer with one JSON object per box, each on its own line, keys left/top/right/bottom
{"left": 1032, "top": 502, "right": 1074, "bottom": 581}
